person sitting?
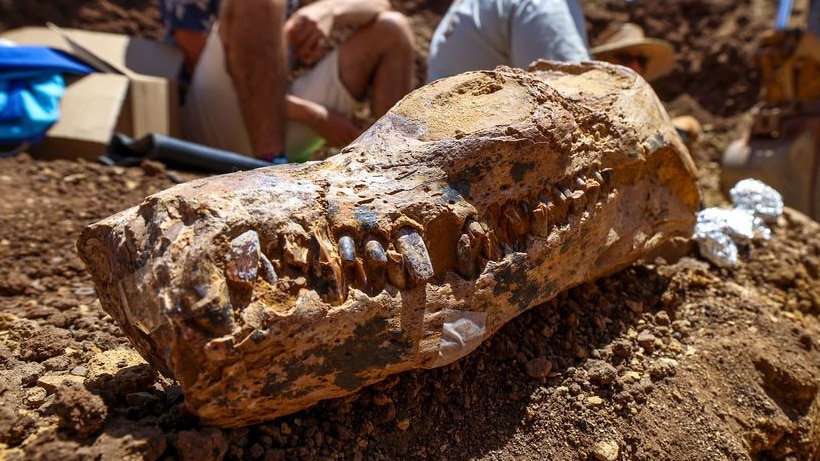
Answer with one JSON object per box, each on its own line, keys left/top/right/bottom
{"left": 425, "top": 0, "right": 590, "bottom": 84}
{"left": 159, "top": 0, "right": 415, "bottom": 163}
{"left": 590, "top": 22, "right": 675, "bottom": 83}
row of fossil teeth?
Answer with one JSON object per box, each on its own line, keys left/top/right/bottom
{"left": 223, "top": 167, "right": 613, "bottom": 305}
{"left": 224, "top": 225, "right": 434, "bottom": 305}
{"left": 487, "top": 166, "right": 612, "bottom": 253}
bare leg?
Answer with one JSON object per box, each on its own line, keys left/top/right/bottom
{"left": 337, "top": 11, "right": 415, "bottom": 117}
{"left": 219, "top": 0, "right": 288, "bottom": 158}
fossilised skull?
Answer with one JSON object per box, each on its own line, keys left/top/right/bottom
{"left": 77, "top": 61, "right": 700, "bottom": 427}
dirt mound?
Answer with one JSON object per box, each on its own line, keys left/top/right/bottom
{"left": 2, "top": 1, "right": 820, "bottom": 460}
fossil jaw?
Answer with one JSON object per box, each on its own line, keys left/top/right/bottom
{"left": 77, "top": 61, "right": 700, "bottom": 427}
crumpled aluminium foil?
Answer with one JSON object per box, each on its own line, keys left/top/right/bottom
{"left": 729, "top": 178, "right": 784, "bottom": 223}
{"left": 693, "top": 179, "right": 783, "bottom": 267}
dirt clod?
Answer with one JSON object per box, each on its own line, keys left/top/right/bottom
{"left": 53, "top": 382, "right": 108, "bottom": 438}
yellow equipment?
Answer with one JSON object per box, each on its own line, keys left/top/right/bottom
{"left": 721, "top": 28, "right": 820, "bottom": 218}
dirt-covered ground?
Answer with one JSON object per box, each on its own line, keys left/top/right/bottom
{"left": 2, "top": 1, "right": 820, "bottom": 460}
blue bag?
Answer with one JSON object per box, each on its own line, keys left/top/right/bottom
{"left": 0, "top": 45, "right": 94, "bottom": 146}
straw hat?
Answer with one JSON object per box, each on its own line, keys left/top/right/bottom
{"left": 591, "top": 23, "right": 675, "bottom": 82}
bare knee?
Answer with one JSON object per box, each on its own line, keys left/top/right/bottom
{"left": 372, "top": 11, "right": 415, "bottom": 51}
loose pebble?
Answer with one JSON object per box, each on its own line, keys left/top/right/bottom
{"left": 592, "top": 440, "right": 620, "bottom": 461}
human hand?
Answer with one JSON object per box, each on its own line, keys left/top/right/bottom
{"left": 284, "top": 3, "right": 333, "bottom": 64}
{"left": 314, "top": 109, "right": 362, "bottom": 147}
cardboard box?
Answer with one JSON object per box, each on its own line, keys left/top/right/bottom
{"left": 1, "top": 25, "right": 183, "bottom": 159}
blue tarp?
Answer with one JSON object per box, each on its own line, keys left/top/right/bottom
{"left": 0, "top": 45, "right": 94, "bottom": 144}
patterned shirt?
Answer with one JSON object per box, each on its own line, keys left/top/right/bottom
{"left": 159, "top": 0, "right": 301, "bottom": 39}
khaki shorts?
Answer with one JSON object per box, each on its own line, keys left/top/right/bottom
{"left": 181, "top": 25, "right": 361, "bottom": 162}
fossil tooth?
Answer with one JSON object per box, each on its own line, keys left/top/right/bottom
{"left": 394, "top": 227, "right": 434, "bottom": 285}
{"left": 312, "top": 227, "right": 345, "bottom": 304}
{"left": 467, "top": 219, "right": 500, "bottom": 261}
{"left": 225, "top": 230, "right": 260, "bottom": 289}
{"left": 487, "top": 203, "right": 510, "bottom": 244}
{"left": 361, "top": 239, "right": 387, "bottom": 290}
{"left": 558, "top": 184, "right": 571, "bottom": 199}
{"left": 584, "top": 177, "right": 601, "bottom": 209}
{"left": 575, "top": 176, "right": 587, "bottom": 189}
{"left": 363, "top": 239, "right": 388, "bottom": 267}
{"left": 282, "top": 223, "right": 310, "bottom": 271}
{"left": 600, "top": 168, "right": 614, "bottom": 196}
{"left": 568, "top": 189, "right": 586, "bottom": 215}
{"left": 484, "top": 230, "right": 502, "bottom": 260}
{"left": 259, "top": 252, "right": 278, "bottom": 284}
{"left": 386, "top": 250, "right": 406, "bottom": 289}
{"left": 503, "top": 201, "right": 530, "bottom": 237}
{"left": 591, "top": 168, "right": 607, "bottom": 201}
{"left": 338, "top": 235, "right": 369, "bottom": 290}
{"left": 348, "top": 259, "right": 368, "bottom": 291}
{"left": 78, "top": 62, "right": 701, "bottom": 427}
{"left": 456, "top": 233, "right": 477, "bottom": 278}
{"left": 338, "top": 235, "right": 356, "bottom": 265}
{"left": 550, "top": 187, "right": 570, "bottom": 225}
{"left": 466, "top": 220, "right": 484, "bottom": 241}
{"left": 531, "top": 202, "right": 550, "bottom": 238}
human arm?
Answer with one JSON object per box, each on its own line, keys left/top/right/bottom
{"left": 285, "top": 0, "right": 392, "bottom": 63}
{"left": 219, "top": 0, "right": 288, "bottom": 159}
{"left": 286, "top": 95, "right": 362, "bottom": 147}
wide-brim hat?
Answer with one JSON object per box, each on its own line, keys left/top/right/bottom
{"left": 591, "top": 23, "right": 675, "bottom": 82}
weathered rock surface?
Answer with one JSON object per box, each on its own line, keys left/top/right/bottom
{"left": 77, "top": 61, "right": 700, "bottom": 427}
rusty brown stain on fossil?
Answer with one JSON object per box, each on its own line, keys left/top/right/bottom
{"left": 423, "top": 211, "right": 462, "bottom": 277}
